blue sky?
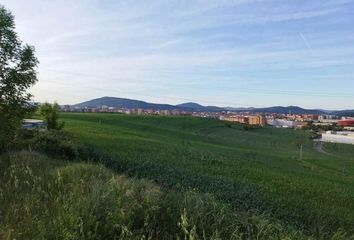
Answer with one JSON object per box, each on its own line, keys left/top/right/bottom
{"left": 2, "top": 0, "right": 354, "bottom": 109}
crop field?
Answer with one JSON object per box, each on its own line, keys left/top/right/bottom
{"left": 61, "top": 112, "right": 354, "bottom": 235}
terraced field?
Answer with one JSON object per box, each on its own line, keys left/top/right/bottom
{"left": 61, "top": 112, "right": 354, "bottom": 235}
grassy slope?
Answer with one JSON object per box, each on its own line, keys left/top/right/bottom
{"left": 1, "top": 151, "right": 313, "bottom": 239}
{"left": 61, "top": 113, "right": 354, "bottom": 235}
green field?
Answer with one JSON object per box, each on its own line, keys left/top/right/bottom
{"left": 61, "top": 112, "right": 354, "bottom": 236}
{"left": 0, "top": 151, "right": 313, "bottom": 239}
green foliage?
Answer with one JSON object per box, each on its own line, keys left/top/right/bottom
{"left": 19, "top": 129, "right": 112, "bottom": 164}
{"left": 0, "top": 151, "right": 160, "bottom": 239}
{"left": 39, "top": 102, "right": 65, "bottom": 130}
{"left": 59, "top": 113, "right": 354, "bottom": 236}
{"left": 0, "top": 114, "right": 21, "bottom": 151}
{"left": 242, "top": 124, "right": 261, "bottom": 131}
{"left": 0, "top": 5, "right": 38, "bottom": 150}
{"left": 307, "top": 121, "right": 343, "bottom": 132}
{"left": 0, "top": 151, "right": 322, "bottom": 239}
{"left": 21, "top": 130, "right": 84, "bottom": 160}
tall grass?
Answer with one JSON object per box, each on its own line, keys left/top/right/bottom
{"left": 0, "top": 150, "right": 328, "bottom": 239}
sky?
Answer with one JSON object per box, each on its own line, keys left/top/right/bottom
{"left": 2, "top": 0, "right": 354, "bottom": 109}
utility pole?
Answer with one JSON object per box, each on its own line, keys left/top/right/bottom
{"left": 300, "top": 144, "right": 303, "bottom": 161}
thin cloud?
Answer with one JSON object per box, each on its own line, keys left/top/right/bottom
{"left": 2, "top": 0, "right": 354, "bottom": 109}
{"left": 301, "top": 33, "right": 315, "bottom": 56}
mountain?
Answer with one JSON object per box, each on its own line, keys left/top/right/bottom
{"left": 176, "top": 102, "right": 225, "bottom": 112}
{"left": 239, "top": 106, "right": 326, "bottom": 115}
{"left": 72, "top": 97, "right": 351, "bottom": 115}
{"left": 332, "top": 110, "right": 354, "bottom": 117}
{"left": 73, "top": 97, "right": 178, "bottom": 110}
{"left": 225, "top": 107, "right": 255, "bottom": 111}
{"left": 73, "top": 97, "right": 226, "bottom": 112}
{"left": 177, "top": 102, "right": 204, "bottom": 110}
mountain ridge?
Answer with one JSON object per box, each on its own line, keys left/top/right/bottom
{"left": 72, "top": 97, "right": 354, "bottom": 115}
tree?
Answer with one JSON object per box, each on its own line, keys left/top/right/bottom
{"left": 0, "top": 5, "right": 38, "bottom": 150}
{"left": 39, "top": 102, "right": 64, "bottom": 130}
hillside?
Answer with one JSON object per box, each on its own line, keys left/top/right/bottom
{"left": 73, "top": 97, "right": 225, "bottom": 112}
{"left": 61, "top": 112, "right": 354, "bottom": 237}
{"left": 2, "top": 113, "right": 354, "bottom": 238}
{"left": 176, "top": 102, "right": 225, "bottom": 112}
{"left": 1, "top": 150, "right": 307, "bottom": 239}
{"left": 333, "top": 109, "right": 354, "bottom": 117}
{"left": 73, "top": 96, "right": 179, "bottom": 110}
{"left": 72, "top": 96, "right": 353, "bottom": 115}
{"left": 238, "top": 105, "right": 326, "bottom": 114}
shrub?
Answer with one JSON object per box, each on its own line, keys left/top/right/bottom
{"left": 243, "top": 124, "right": 261, "bottom": 131}
{"left": 19, "top": 130, "right": 87, "bottom": 160}
{"left": 39, "top": 102, "right": 65, "bottom": 130}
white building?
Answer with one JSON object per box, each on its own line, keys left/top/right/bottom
{"left": 321, "top": 131, "right": 354, "bottom": 145}
{"left": 22, "top": 119, "right": 46, "bottom": 129}
{"left": 267, "top": 119, "right": 296, "bottom": 128}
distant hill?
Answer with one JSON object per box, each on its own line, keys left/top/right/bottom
{"left": 72, "top": 96, "right": 352, "bottom": 115}
{"left": 238, "top": 106, "right": 326, "bottom": 115}
{"left": 73, "top": 97, "right": 179, "bottom": 110}
{"left": 332, "top": 110, "right": 354, "bottom": 117}
{"left": 176, "top": 102, "right": 225, "bottom": 112}
{"left": 225, "top": 107, "right": 255, "bottom": 111}
{"left": 177, "top": 102, "right": 204, "bottom": 110}
{"left": 73, "top": 97, "right": 225, "bottom": 112}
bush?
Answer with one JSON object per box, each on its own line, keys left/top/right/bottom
{"left": 0, "top": 117, "right": 20, "bottom": 152}
{"left": 243, "top": 124, "right": 261, "bottom": 131}
{"left": 19, "top": 130, "right": 88, "bottom": 160}
{"left": 39, "top": 102, "right": 65, "bottom": 130}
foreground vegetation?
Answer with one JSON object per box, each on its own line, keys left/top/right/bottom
{"left": 0, "top": 5, "right": 38, "bottom": 150}
{"left": 59, "top": 113, "right": 354, "bottom": 237}
{"left": 1, "top": 150, "right": 313, "bottom": 239}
